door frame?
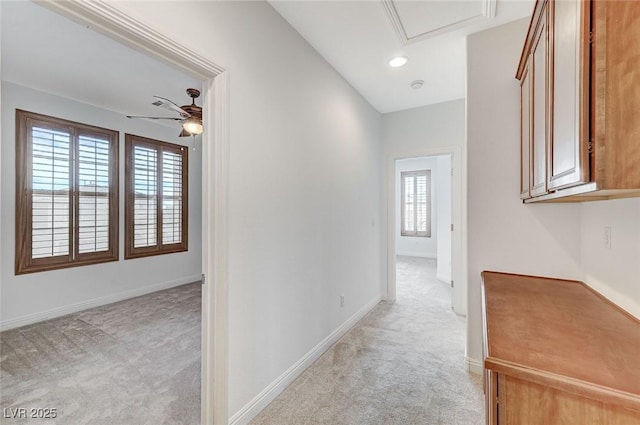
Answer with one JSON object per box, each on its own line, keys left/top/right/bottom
{"left": 385, "top": 147, "right": 466, "bottom": 316}
{"left": 36, "top": 2, "right": 229, "bottom": 424}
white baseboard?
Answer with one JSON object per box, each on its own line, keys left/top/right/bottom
{"left": 0, "top": 274, "right": 201, "bottom": 331}
{"left": 465, "top": 356, "right": 483, "bottom": 375}
{"left": 229, "top": 294, "right": 383, "bottom": 425}
{"left": 396, "top": 251, "right": 436, "bottom": 259}
{"left": 436, "top": 272, "right": 451, "bottom": 284}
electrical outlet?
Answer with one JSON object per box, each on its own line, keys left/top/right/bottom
{"left": 340, "top": 295, "right": 345, "bottom": 308}
{"left": 604, "top": 226, "right": 612, "bottom": 249}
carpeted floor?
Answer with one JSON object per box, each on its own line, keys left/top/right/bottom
{"left": 250, "top": 256, "right": 484, "bottom": 425}
{"left": 0, "top": 283, "right": 201, "bottom": 425}
{"left": 1, "top": 259, "right": 483, "bottom": 425}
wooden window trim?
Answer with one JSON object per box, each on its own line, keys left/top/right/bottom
{"left": 400, "top": 169, "right": 432, "bottom": 238}
{"left": 124, "top": 134, "right": 188, "bottom": 259}
{"left": 15, "top": 109, "right": 119, "bottom": 275}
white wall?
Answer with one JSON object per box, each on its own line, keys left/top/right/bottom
{"left": 113, "top": 1, "right": 383, "bottom": 420}
{"left": 395, "top": 157, "right": 438, "bottom": 258}
{"left": 436, "top": 155, "right": 452, "bottom": 283}
{"left": 382, "top": 100, "right": 465, "bottom": 155}
{"left": 0, "top": 81, "right": 203, "bottom": 329}
{"left": 466, "top": 19, "right": 584, "bottom": 366}
{"left": 581, "top": 198, "right": 640, "bottom": 318}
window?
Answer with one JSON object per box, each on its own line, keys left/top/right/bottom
{"left": 125, "top": 134, "right": 188, "bottom": 259}
{"left": 15, "top": 110, "right": 119, "bottom": 274}
{"left": 401, "top": 170, "right": 431, "bottom": 237}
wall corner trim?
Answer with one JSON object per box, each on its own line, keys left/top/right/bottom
{"left": 228, "top": 294, "right": 383, "bottom": 425}
{"left": 465, "top": 356, "right": 484, "bottom": 376}
{"left": 436, "top": 272, "right": 451, "bottom": 284}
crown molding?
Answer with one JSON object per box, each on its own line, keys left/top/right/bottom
{"left": 35, "top": 1, "right": 224, "bottom": 79}
{"left": 380, "top": 0, "right": 497, "bottom": 46}
{"left": 380, "top": 0, "right": 409, "bottom": 46}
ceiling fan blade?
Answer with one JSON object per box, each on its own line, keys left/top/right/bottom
{"left": 126, "top": 115, "right": 183, "bottom": 120}
{"left": 152, "top": 96, "right": 191, "bottom": 118}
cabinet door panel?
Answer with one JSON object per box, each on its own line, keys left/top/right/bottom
{"left": 548, "top": 0, "right": 590, "bottom": 190}
{"left": 531, "top": 6, "right": 548, "bottom": 197}
{"left": 485, "top": 371, "right": 498, "bottom": 425}
{"left": 521, "top": 64, "right": 532, "bottom": 199}
{"left": 503, "top": 375, "right": 640, "bottom": 425}
{"left": 594, "top": 0, "right": 640, "bottom": 189}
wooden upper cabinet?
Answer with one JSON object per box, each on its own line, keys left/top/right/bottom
{"left": 592, "top": 0, "right": 640, "bottom": 191}
{"left": 547, "top": 0, "right": 590, "bottom": 191}
{"left": 520, "top": 64, "right": 531, "bottom": 199}
{"left": 516, "top": 0, "right": 640, "bottom": 202}
{"left": 530, "top": 5, "right": 548, "bottom": 198}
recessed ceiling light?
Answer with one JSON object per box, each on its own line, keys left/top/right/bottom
{"left": 389, "top": 56, "right": 408, "bottom": 68}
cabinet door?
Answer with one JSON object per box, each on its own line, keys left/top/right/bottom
{"left": 485, "top": 370, "right": 499, "bottom": 425}
{"left": 530, "top": 4, "right": 548, "bottom": 197}
{"left": 548, "top": 0, "right": 590, "bottom": 190}
{"left": 520, "top": 63, "right": 532, "bottom": 199}
{"left": 593, "top": 0, "right": 640, "bottom": 189}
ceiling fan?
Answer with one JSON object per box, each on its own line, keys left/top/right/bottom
{"left": 127, "top": 88, "right": 203, "bottom": 137}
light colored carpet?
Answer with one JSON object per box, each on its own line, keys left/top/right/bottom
{"left": 250, "top": 256, "right": 484, "bottom": 425}
{"left": 0, "top": 283, "right": 201, "bottom": 425}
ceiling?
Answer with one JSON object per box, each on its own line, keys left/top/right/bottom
{"left": 1, "top": 1, "right": 533, "bottom": 119}
{"left": 1, "top": 1, "right": 201, "bottom": 128}
{"left": 270, "top": 0, "right": 534, "bottom": 113}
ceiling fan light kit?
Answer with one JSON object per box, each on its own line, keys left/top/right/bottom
{"left": 183, "top": 116, "right": 203, "bottom": 135}
{"left": 127, "top": 88, "right": 203, "bottom": 137}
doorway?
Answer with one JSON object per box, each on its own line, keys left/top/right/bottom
{"left": 386, "top": 149, "right": 465, "bottom": 317}
{"left": 0, "top": 2, "right": 228, "bottom": 424}
{"left": 394, "top": 155, "right": 454, "bottom": 305}
{"left": 388, "top": 148, "right": 473, "bottom": 382}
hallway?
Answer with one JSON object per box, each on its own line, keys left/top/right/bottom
{"left": 251, "top": 256, "right": 483, "bottom": 425}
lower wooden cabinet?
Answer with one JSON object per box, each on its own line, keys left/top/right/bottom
{"left": 485, "top": 372, "right": 640, "bottom": 425}
{"left": 481, "top": 272, "right": 640, "bottom": 425}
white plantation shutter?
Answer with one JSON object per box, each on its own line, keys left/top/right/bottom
{"left": 416, "top": 174, "right": 428, "bottom": 233}
{"left": 162, "top": 151, "right": 183, "bottom": 245}
{"left": 78, "top": 135, "right": 112, "bottom": 254}
{"left": 16, "top": 110, "right": 118, "bottom": 274}
{"left": 31, "top": 126, "right": 71, "bottom": 258}
{"left": 401, "top": 170, "right": 431, "bottom": 237}
{"left": 133, "top": 146, "right": 158, "bottom": 248}
{"left": 125, "top": 134, "right": 188, "bottom": 258}
{"left": 403, "top": 175, "right": 415, "bottom": 233}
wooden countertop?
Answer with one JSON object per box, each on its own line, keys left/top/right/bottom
{"left": 481, "top": 271, "right": 640, "bottom": 412}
